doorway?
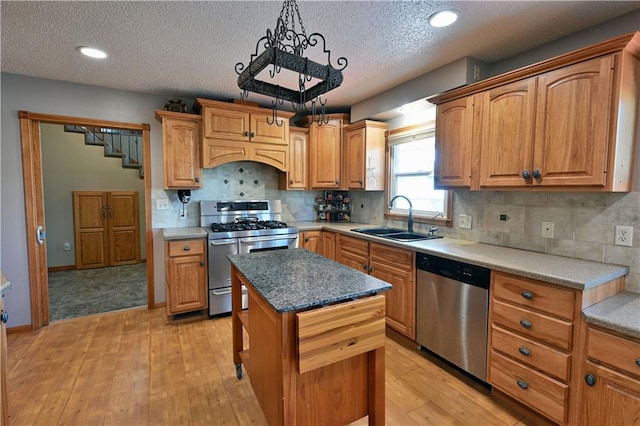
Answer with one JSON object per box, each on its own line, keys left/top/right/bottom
{"left": 19, "top": 111, "right": 154, "bottom": 329}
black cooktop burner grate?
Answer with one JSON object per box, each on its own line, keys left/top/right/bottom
{"left": 210, "top": 220, "right": 289, "bottom": 232}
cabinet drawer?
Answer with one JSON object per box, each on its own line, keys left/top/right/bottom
{"left": 491, "top": 325, "right": 571, "bottom": 382}
{"left": 493, "top": 272, "right": 576, "bottom": 321}
{"left": 337, "top": 235, "right": 369, "bottom": 256}
{"left": 168, "top": 239, "right": 205, "bottom": 257}
{"left": 492, "top": 299, "right": 573, "bottom": 351}
{"left": 369, "top": 242, "right": 414, "bottom": 271}
{"left": 489, "top": 350, "right": 568, "bottom": 425}
{"left": 587, "top": 327, "right": 640, "bottom": 378}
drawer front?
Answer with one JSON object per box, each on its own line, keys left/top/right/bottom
{"left": 168, "top": 239, "right": 205, "bottom": 257}
{"left": 493, "top": 272, "right": 575, "bottom": 321}
{"left": 337, "top": 235, "right": 369, "bottom": 257}
{"left": 492, "top": 299, "right": 573, "bottom": 351}
{"left": 369, "top": 242, "right": 414, "bottom": 270}
{"left": 587, "top": 327, "right": 640, "bottom": 378}
{"left": 491, "top": 324, "right": 571, "bottom": 382}
{"left": 490, "top": 350, "right": 568, "bottom": 425}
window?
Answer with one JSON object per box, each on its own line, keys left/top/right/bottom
{"left": 387, "top": 126, "right": 450, "bottom": 222}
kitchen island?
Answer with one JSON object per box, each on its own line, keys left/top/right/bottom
{"left": 229, "top": 248, "right": 392, "bottom": 426}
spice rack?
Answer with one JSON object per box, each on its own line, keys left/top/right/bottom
{"left": 316, "top": 191, "right": 351, "bottom": 222}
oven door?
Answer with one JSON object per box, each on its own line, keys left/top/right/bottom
{"left": 208, "top": 238, "right": 238, "bottom": 290}
{"left": 238, "top": 234, "right": 298, "bottom": 254}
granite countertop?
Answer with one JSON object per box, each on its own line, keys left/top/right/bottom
{"left": 291, "top": 222, "right": 628, "bottom": 291}
{"left": 0, "top": 271, "right": 11, "bottom": 297}
{"left": 162, "top": 227, "right": 208, "bottom": 240}
{"left": 582, "top": 292, "right": 640, "bottom": 340}
{"left": 228, "top": 248, "right": 392, "bottom": 313}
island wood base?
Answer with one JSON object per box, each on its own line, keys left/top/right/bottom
{"left": 231, "top": 264, "right": 386, "bottom": 425}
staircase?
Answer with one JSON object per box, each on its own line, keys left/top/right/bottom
{"left": 64, "top": 125, "right": 144, "bottom": 178}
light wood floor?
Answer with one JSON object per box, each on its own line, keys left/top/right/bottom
{"left": 6, "top": 307, "right": 552, "bottom": 425}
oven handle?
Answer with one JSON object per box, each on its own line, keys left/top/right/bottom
{"left": 211, "top": 285, "right": 247, "bottom": 296}
{"left": 239, "top": 235, "right": 298, "bottom": 243}
{"left": 210, "top": 238, "right": 237, "bottom": 246}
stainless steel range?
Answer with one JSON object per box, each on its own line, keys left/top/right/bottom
{"left": 200, "top": 200, "right": 298, "bottom": 316}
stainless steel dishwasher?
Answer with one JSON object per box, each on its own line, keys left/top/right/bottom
{"left": 416, "top": 252, "right": 490, "bottom": 382}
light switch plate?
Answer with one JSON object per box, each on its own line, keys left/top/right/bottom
{"left": 156, "top": 199, "right": 170, "bottom": 211}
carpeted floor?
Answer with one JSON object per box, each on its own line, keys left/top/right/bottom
{"left": 48, "top": 263, "right": 147, "bottom": 322}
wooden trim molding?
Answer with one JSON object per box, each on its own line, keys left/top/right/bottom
{"left": 18, "top": 110, "right": 155, "bottom": 329}
{"left": 6, "top": 325, "right": 33, "bottom": 335}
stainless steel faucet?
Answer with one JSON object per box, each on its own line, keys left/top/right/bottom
{"left": 388, "top": 195, "right": 413, "bottom": 232}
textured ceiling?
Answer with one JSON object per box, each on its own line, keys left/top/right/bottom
{"left": 2, "top": 1, "right": 639, "bottom": 114}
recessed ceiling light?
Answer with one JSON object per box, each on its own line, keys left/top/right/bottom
{"left": 78, "top": 46, "right": 108, "bottom": 59}
{"left": 428, "top": 10, "right": 458, "bottom": 28}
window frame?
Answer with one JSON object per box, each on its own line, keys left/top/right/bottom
{"left": 384, "top": 123, "right": 453, "bottom": 227}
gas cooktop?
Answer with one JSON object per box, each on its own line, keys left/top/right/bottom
{"left": 210, "top": 219, "right": 289, "bottom": 233}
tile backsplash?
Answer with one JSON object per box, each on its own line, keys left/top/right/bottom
{"left": 152, "top": 161, "right": 639, "bottom": 293}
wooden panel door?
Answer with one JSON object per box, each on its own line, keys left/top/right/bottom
{"left": 167, "top": 253, "right": 207, "bottom": 314}
{"left": 250, "top": 112, "right": 289, "bottom": 145}
{"left": 309, "top": 119, "right": 343, "bottom": 189}
{"left": 108, "top": 192, "right": 140, "bottom": 266}
{"left": 434, "top": 96, "right": 474, "bottom": 188}
{"left": 533, "top": 55, "right": 614, "bottom": 187}
{"left": 159, "top": 112, "right": 202, "bottom": 189}
{"left": 73, "top": 191, "right": 108, "bottom": 269}
{"left": 370, "top": 260, "right": 415, "bottom": 339}
{"left": 582, "top": 361, "right": 640, "bottom": 426}
{"left": 479, "top": 77, "right": 536, "bottom": 187}
{"left": 284, "top": 127, "right": 308, "bottom": 189}
{"left": 202, "top": 107, "right": 250, "bottom": 142}
{"left": 300, "top": 231, "right": 321, "bottom": 253}
{"left": 344, "top": 126, "right": 365, "bottom": 189}
{"left": 320, "top": 231, "right": 336, "bottom": 260}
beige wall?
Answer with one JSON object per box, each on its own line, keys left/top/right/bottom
{"left": 41, "top": 123, "right": 146, "bottom": 267}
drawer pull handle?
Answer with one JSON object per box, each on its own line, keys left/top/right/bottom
{"left": 521, "top": 291, "right": 534, "bottom": 300}
{"left": 585, "top": 374, "right": 596, "bottom": 387}
{"left": 636, "top": 359, "right": 640, "bottom": 367}
{"left": 516, "top": 380, "right": 528, "bottom": 390}
{"left": 518, "top": 347, "right": 531, "bottom": 356}
{"left": 520, "top": 319, "right": 532, "bottom": 329}
{"left": 183, "top": 246, "right": 191, "bottom": 251}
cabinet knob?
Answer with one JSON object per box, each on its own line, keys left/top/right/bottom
{"left": 304, "top": 238, "right": 309, "bottom": 242}
{"left": 336, "top": 180, "right": 340, "bottom": 185}
{"left": 519, "top": 319, "right": 532, "bottom": 329}
{"left": 532, "top": 169, "right": 541, "bottom": 179}
{"left": 585, "top": 374, "right": 596, "bottom": 387}
{"left": 200, "top": 261, "right": 205, "bottom": 267}
{"left": 522, "top": 170, "right": 530, "bottom": 179}
{"left": 516, "top": 380, "right": 529, "bottom": 390}
{"left": 244, "top": 131, "right": 249, "bottom": 137}
{"left": 183, "top": 246, "right": 191, "bottom": 251}
{"left": 250, "top": 132, "right": 256, "bottom": 138}
{"left": 358, "top": 179, "right": 363, "bottom": 185}
{"left": 521, "top": 291, "right": 534, "bottom": 300}
{"left": 362, "top": 263, "right": 367, "bottom": 271}
{"left": 518, "top": 347, "right": 531, "bottom": 356}
{"left": 368, "top": 266, "right": 373, "bottom": 273}
{"left": 1, "top": 310, "right": 7, "bottom": 324}
{"left": 289, "top": 179, "right": 293, "bottom": 185}
{"left": 636, "top": 359, "right": 640, "bottom": 367}
{"left": 195, "top": 177, "right": 200, "bottom": 183}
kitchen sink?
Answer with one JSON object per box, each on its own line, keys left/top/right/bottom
{"left": 351, "top": 227, "right": 405, "bottom": 236}
{"left": 351, "top": 228, "right": 443, "bottom": 242}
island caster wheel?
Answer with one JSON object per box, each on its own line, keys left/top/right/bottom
{"left": 235, "top": 364, "right": 243, "bottom": 380}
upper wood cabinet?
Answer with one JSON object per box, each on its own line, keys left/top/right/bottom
{"left": 279, "top": 127, "right": 309, "bottom": 190}
{"left": 431, "top": 31, "right": 640, "bottom": 192}
{"left": 155, "top": 110, "right": 202, "bottom": 189}
{"left": 195, "top": 98, "right": 294, "bottom": 171}
{"left": 344, "top": 120, "right": 388, "bottom": 191}
{"left": 298, "top": 114, "right": 349, "bottom": 190}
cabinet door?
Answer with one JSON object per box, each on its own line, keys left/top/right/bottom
{"left": 533, "top": 55, "right": 614, "bottom": 187}
{"left": 434, "top": 96, "right": 474, "bottom": 188}
{"left": 107, "top": 192, "right": 140, "bottom": 266}
{"left": 582, "top": 361, "right": 640, "bottom": 426}
{"left": 309, "top": 119, "right": 342, "bottom": 189}
{"left": 338, "top": 250, "right": 368, "bottom": 274}
{"left": 162, "top": 116, "right": 202, "bottom": 189}
{"left": 250, "top": 112, "right": 289, "bottom": 145}
{"left": 370, "top": 260, "right": 415, "bottom": 339}
{"left": 345, "top": 127, "right": 365, "bottom": 189}
{"left": 167, "top": 253, "right": 207, "bottom": 315}
{"left": 300, "top": 231, "right": 321, "bottom": 253}
{"left": 285, "top": 128, "right": 308, "bottom": 189}
{"left": 479, "top": 78, "right": 536, "bottom": 187}
{"left": 202, "top": 107, "right": 250, "bottom": 142}
{"left": 1, "top": 297, "right": 8, "bottom": 426}
{"left": 320, "top": 231, "right": 336, "bottom": 260}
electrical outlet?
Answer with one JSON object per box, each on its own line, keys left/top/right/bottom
{"left": 63, "top": 241, "right": 72, "bottom": 251}
{"left": 459, "top": 214, "right": 472, "bottom": 229}
{"left": 541, "top": 221, "right": 555, "bottom": 239}
{"left": 156, "top": 199, "right": 170, "bottom": 211}
{"left": 615, "top": 225, "right": 633, "bottom": 247}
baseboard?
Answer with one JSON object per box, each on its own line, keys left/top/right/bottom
{"left": 7, "top": 324, "right": 33, "bottom": 334}
{"left": 154, "top": 302, "right": 166, "bottom": 308}
{"left": 48, "top": 265, "right": 75, "bottom": 272}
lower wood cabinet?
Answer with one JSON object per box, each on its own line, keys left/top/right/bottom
{"left": 336, "top": 234, "right": 416, "bottom": 339}
{"left": 165, "top": 238, "right": 207, "bottom": 317}
{"left": 299, "top": 230, "right": 321, "bottom": 253}
{"left": 320, "top": 231, "right": 336, "bottom": 260}
{"left": 581, "top": 326, "right": 640, "bottom": 425}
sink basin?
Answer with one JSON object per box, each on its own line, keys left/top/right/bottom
{"left": 351, "top": 227, "right": 405, "bottom": 236}
{"left": 382, "top": 232, "right": 443, "bottom": 242}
